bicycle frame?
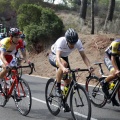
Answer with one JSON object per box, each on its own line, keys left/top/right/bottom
{"left": 5, "top": 69, "right": 22, "bottom": 98}
{"left": 61, "top": 68, "right": 91, "bottom": 103}
{"left": 93, "top": 62, "right": 120, "bottom": 101}
{"left": 109, "top": 79, "right": 120, "bottom": 101}
{"left": 3, "top": 63, "right": 35, "bottom": 99}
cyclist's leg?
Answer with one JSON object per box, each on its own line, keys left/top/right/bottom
{"left": 110, "top": 57, "right": 120, "bottom": 106}
{"left": 49, "top": 53, "right": 61, "bottom": 97}
{"left": 102, "top": 55, "right": 115, "bottom": 98}
{"left": 57, "top": 57, "right": 71, "bottom": 112}
{"left": 104, "top": 55, "right": 120, "bottom": 106}
{"left": 61, "top": 57, "right": 71, "bottom": 86}
{"left": 0, "top": 55, "right": 12, "bottom": 98}
{"left": 49, "top": 53, "right": 69, "bottom": 97}
{"left": 104, "top": 55, "right": 116, "bottom": 82}
{"left": 0, "top": 55, "right": 13, "bottom": 79}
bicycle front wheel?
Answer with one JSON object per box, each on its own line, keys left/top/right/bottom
{"left": 45, "top": 78, "right": 60, "bottom": 116}
{"left": 70, "top": 84, "right": 91, "bottom": 120}
{"left": 13, "top": 78, "right": 32, "bottom": 116}
{"left": 0, "top": 79, "right": 7, "bottom": 107}
{"left": 86, "top": 76, "right": 107, "bottom": 108}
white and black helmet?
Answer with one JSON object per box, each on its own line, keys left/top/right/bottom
{"left": 65, "top": 28, "right": 78, "bottom": 44}
{"left": 9, "top": 28, "right": 20, "bottom": 37}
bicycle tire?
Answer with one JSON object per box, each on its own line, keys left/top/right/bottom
{"left": 70, "top": 84, "right": 91, "bottom": 120}
{"left": 118, "top": 87, "right": 120, "bottom": 103}
{"left": 86, "top": 76, "right": 107, "bottom": 108}
{"left": 45, "top": 78, "right": 60, "bottom": 116}
{"left": 13, "top": 78, "right": 32, "bottom": 116}
{"left": 0, "top": 79, "right": 7, "bottom": 107}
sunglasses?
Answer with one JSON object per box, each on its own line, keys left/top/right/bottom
{"left": 14, "top": 36, "right": 20, "bottom": 38}
{"left": 68, "top": 42, "right": 76, "bottom": 45}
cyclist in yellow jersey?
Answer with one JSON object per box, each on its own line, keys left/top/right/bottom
{"left": 0, "top": 28, "right": 21, "bottom": 92}
{"left": 103, "top": 39, "right": 120, "bottom": 106}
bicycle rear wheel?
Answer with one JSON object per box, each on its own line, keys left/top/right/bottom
{"left": 86, "top": 76, "right": 107, "bottom": 108}
{"left": 70, "top": 84, "right": 91, "bottom": 120}
{"left": 13, "top": 78, "right": 32, "bottom": 116}
{"left": 45, "top": 78, "right": 60, "bottom": 116}
{"left": 0, "top": 79, "right": 7, "bottom": 107}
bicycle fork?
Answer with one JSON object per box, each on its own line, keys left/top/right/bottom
{"left": 73, "top": 84, "right": 84, "bottom": 107}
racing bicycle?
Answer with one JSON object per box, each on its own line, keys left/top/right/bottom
{"left": 45, "top": 68, "right": 92, "bottom": 120}
{"left": 0, "top": 62, "right": 35, "bottom": 116}
{"left": 85, "top": 62, "right": 120, "bottom": 108}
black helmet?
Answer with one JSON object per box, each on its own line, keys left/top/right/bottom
{"left": 9, "top": 28, "right": 20, "bottom": 37}
{"left": 65, "top": 28, "right": 78, "bottom": 44}
{"left": 20, "top": 34, "right": 25, "bottom": 39}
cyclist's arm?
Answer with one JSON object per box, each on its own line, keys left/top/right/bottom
{"left": 79, "top": 51, "right": 92, "bottom": 69}
{"left": 111, "top": 55, "right": 119, "bottom": 71}
{"left": 20, "top": 48, "right": 27, "bottom": 62}
{"left": 110, "top": 41, "right": 120, "bottom": 72}
{"left": 0, "top": 51, "right": 8, "bottom": 67}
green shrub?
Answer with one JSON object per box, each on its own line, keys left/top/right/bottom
{"left": 17, "top": 4, "right": 64, "bottom": 53}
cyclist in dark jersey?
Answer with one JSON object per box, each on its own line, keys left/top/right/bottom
{"left": 103, "top": 39, "right": 120, "bottom": 106}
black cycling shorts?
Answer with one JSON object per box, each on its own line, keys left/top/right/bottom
{"left": 49, "top": 53, "right": 70, "bottom": 69}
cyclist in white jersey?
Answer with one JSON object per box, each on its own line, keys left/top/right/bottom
{"left": 49, "top": 28, "right": 93, "bottom": 111}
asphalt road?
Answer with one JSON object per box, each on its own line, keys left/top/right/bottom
{"left": 0, "top": 74, "right": 120, "bottom": 120}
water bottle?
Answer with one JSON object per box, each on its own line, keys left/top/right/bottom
{"left": 61, "top": 80, "right": 65, "bottom": 92}
{"left": 109, "top": 82, "right": 115, "bottom": 90}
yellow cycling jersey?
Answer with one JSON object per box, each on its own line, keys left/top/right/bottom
{"left": 0, "top": 37, "right": 12, "bottom": 52}
{"left": 105, "top": 39, "right": 120, "bottom": 56}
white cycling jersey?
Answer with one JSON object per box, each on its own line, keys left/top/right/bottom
{"left": 51, "top": 37, "right": 84, "bottom": 57}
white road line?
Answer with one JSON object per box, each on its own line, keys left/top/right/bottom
{"left": 32, "top": 97, "right": 46, "bottom": 104}
{"left": 32, "top": 96, "right": 98, "bottom": 120}
{"left": 27, "top": 74, "right": 97, "bottom": 119}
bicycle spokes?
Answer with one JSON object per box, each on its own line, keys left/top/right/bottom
{"left": 70, "top": 84, "right": 91, "bottom": 120}
{"left": 74, "top": 89, "right": 84, "bottom": 107}
{"left": 45, "top": 79, "right": 60, "bottom": 116}
{"left": 14, "top": 79, "right": 32, "bottom": 116}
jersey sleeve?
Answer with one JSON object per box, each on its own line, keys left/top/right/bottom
{"left": 16, "top": 40, "right": 24, "bottom": 51}
{"left": 0, "top": 44, "right": 6, "bottom": 52}
{"left": 76, "top": 39, "right": 84, "bottom": 51}
{"left": 0, "top": 41, "right": 7, "bottom": 52}
{"left": 56, "top": 38, "right": 64, "bottom": 51}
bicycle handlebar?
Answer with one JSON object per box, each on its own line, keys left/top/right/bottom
{"left": 70, "top": 68, "right": 89, "bottom": 72}
{"left": 69, "top": 68, "right": 91, "bottom": 79}
{"left": 18, "top": 62, "right": 35, "bottom": 75}
{"left": 6, "top": 62, "right": 36, "bottom": 76}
